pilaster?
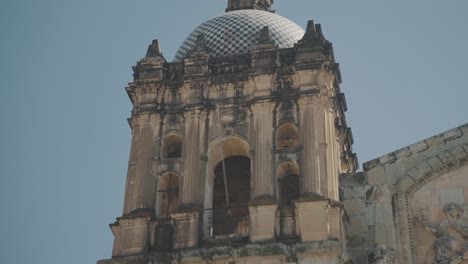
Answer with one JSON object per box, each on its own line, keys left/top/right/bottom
{"left": 180, "top": 110, "right": 205, "bottom": 205}
{"left": 299, "top": 96, "right": 321, "bottom": 196}
{"left": 123, "top": 114, "right": 160, "bottom": 214}
{"left": 251, "top": 102, "right": 274, "bottom": 199}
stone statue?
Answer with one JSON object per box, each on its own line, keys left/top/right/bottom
{"left": 423, "top": 203, "right": 468, "bottom": 264}
{"left": 369, "top": 244, "right": 396, "bottom": 264}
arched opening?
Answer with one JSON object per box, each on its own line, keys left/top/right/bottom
{"left": 212, "top": 155, "right": 251, "bottom": 236}
{"left": 162, "top": 135, "right": 182, "bottom": 159}
{"left": 204, "top": 136, "right": 251, "bottom": 238}
{"left": 276, "top": 123, "right": 299, "bottom": 149}
{"left": 156, "top": 173, "right": 180, "bottom": 219}
{"left": 277, "top": 161, "right": 300, "bottom": 205}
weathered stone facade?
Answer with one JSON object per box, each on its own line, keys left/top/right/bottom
{"left": 98, "top": 1, "right": 468, "bottom": 263}
{"left": 342, "top": 124, "right": 468, "bottom": 264}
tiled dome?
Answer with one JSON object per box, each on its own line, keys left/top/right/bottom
{"left": 174, "top": 9, "right": 305, "bottom": 61}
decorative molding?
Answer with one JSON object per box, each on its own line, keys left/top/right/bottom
{"left": 364, "top": 124, "right": 467, "bottom": 171}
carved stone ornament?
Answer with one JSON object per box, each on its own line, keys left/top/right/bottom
{"left": 422, "top": 203, "right": 468, "bottom": 264}
{"left": 218, "top": 108, "right": 246, "bottom": 126}
{"left": 369, "top": 244, "right": 397, "bottom": 264}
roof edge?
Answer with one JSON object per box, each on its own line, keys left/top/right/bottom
{"left": 363, "top": 123, "right": 468, "bottom": 171}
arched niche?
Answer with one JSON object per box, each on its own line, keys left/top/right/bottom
{"left": 204, "top": 136, "right": 251, "bottom": 237}
{"left": 162, "top": 134, "right": 182, "bottom": 159}
{"left": 276, "top": 161, "right": 300, "bottom": 203}
{"left": 156, "top": 172, "right": 180, "bottom": 219}
{"left": 276, "top": 123, "right": 299, "bottom": 149}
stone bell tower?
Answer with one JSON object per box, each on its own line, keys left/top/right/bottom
{"left": 99, "top": 0, "right": 357, "bottom": 263}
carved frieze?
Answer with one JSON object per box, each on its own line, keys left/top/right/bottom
{"left": 412, "top": 165, "right": 468, "bottom": 264}
{"left": 422, "top": 203, "right": 468, "bottom": 264}
{"left": 369, "top": 244, "right": 396, "bottom": 264}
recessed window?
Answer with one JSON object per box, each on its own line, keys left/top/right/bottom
{"left": 163, "top": 135, "right": 182, "bottom": 159}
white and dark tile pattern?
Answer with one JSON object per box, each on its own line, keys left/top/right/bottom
{"left": 175, "top": 10, "right": 305, "bottom": 61}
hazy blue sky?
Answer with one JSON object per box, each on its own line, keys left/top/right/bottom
{"left": 0, "top": 0, "right": 467, "bottom": 263}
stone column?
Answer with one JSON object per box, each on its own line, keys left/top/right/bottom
{"left": 251, "top": 102, "right": 274, "bottom": 199}
{"left": 123, "top": 114, "right": 159, "bottom": 214}
{"left": 325, "top": 103, "right": 339, "bottom": 200}
{"left": 248, "top": 102, "right": 277, "bottom": 242}
{"left": 180, "top": 109, "right": 205, "bottom": 205}
{"left": 299, "top": 96, "right": 321, "bottom": 196}
{"left": 315, "top": 98, "right": 331, "bottom": 199}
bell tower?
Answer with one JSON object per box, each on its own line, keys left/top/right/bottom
{"left": 99, "top": 1, "right": 357, "bottom": 263}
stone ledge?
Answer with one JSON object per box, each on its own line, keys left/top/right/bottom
{"left": 363, "top": 123, "right": 468, "bottom": 171}
{"left": 97, "top": 241, "right": 347, "bottom": 264}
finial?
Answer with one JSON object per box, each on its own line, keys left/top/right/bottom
{"left": 145, "top": 39, "right": 163, "bottom": 58}
{"left": 186, "top": 34, "right": 208, "bottom": 56}
{"left": 299, "top": 20, "right": 324, "bottom": 43}
{"left": 226, "top": 0, "right": 273, "bottom": 12}
{"left": 258, "top": 26, "right": 272, "bottom": 43}
{"left": 253, "top": 26, "right": 276, "bottom": 50}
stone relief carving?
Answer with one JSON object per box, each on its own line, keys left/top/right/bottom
{"left": 422, "top": 203, "right": 468, "bottom": 264}
{"left": 369, "top": 244, "right": 397, "bottom": 264}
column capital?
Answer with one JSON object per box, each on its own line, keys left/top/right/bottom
{"left": 185, "top": 109, "right": 204, "bottom": 122}
{"left": 130, "top": 113, "right": 161, "bottom": 128}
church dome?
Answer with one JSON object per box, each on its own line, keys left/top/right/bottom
{"left": 174, "top": 9, "right": 305, "bottom": 61}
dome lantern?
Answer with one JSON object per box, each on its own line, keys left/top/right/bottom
{"left": 226, "top": 0, "right": 273, "bottom": 12}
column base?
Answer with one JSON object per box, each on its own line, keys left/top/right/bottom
{"left": 294, "top": 198, "right": 330, "bottom": 242}
{"left": 171, "top": 206, "right": 202, "bottom": 249}
{"left": 110, "top": 214, "right": 152, "bottom": 258}
{"left": 248, "top": 200, "right": 278, "bottom": 242}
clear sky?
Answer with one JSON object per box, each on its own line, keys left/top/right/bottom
{"left": 0, "top": 0, "right": 467, "bottom": 263}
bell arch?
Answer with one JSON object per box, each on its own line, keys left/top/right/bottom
{"left": 203, "top": 136, "right": 251, "bottom": 237}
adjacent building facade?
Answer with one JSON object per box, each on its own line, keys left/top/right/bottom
{"left": 98, "top": 1, "right": 468, "bottom": 263}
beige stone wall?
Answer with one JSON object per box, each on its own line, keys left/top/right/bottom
{"left": 411, "top": 165, "right": 468, "bottom": 264}
{"left": 343, "top": 124, "right": 468, "bottom": 264}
